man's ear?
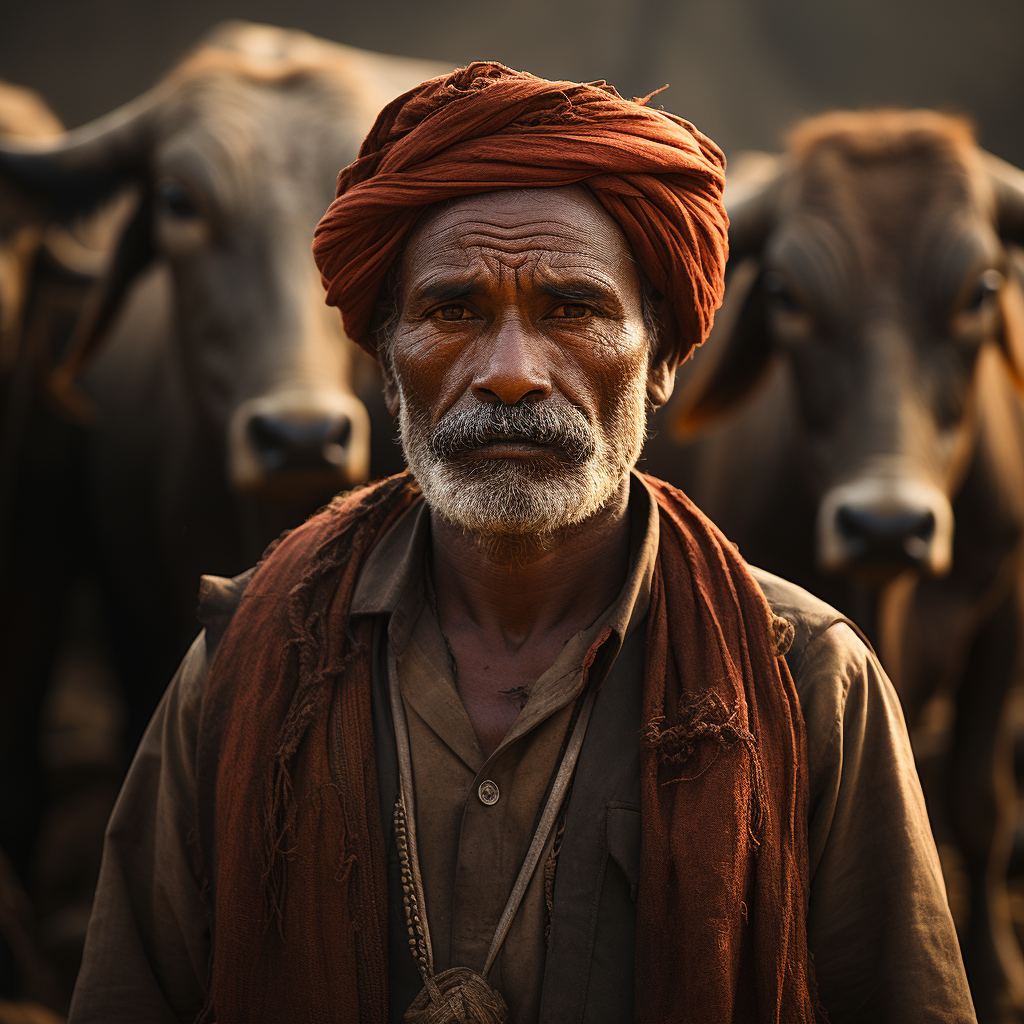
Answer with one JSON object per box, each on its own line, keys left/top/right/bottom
{"left": 646, "top": 293, "right": 678, "bottom": 408}
{"left": 668, "top": 258, "right": 775, "bottom": 436}
{"left": 380, "top": 356, "right": 401, "bottom": 417}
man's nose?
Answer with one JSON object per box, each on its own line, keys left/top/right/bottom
{"left": 471, "top": 320, "right": 552, "bottom": 405}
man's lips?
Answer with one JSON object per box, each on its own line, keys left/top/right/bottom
{"left": 456, "top": 437, "right": 562, "bottom": 459}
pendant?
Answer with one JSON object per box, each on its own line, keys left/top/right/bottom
{"left": 405, "top": 966, "right": 509, "bottom": 1024}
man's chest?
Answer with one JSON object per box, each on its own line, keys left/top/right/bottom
{"left": 364, "top": 616, "right": 645, "bottom": 1024}
{"left": 439, "top": 623, "right": 591, "bottom": 759}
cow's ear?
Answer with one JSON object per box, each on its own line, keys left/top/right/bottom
{"left": 985, "top": 151, "right": 1024, "bottom": 246}
{"left": 49, "top": 190, "right": 157, "bottom": 419}
{"left": 669, "top": 257, "right": 774, "bottom": 436}
{"left": 667, "top": 151, "right": 783, "bottom": 436}
{"left": 721, "top": 151, "right": 785, "bottom": 263}
{"left": 0, "top": 92, "right": 162, "bottom": 417}
{"left": 997, "top": 246, "right": 1024, "bottom": 392}
{"left": 984, "top": 153, "right": 1024, "bottom": 391}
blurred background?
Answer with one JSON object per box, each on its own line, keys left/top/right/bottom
{"left": 5, "top": 0, "right": 1024, "bottom": 164}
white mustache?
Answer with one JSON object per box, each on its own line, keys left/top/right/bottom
{"left": 429, "top": 401, "right": 595, "bottom": 464}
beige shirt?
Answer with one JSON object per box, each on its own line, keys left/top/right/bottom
{"left": 68, "top": 474, "right": 975, "bottom": 1024}
{"left": 372, "top": 479, "right": 654, "bottom": 1021}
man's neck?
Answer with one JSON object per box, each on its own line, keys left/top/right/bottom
{"left": 429, "top": 476, "right": 632, "bottom": 658}
{"left": 428, "top": 475, "right": 633, "bottom": 756}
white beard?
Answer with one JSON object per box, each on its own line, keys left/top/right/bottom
{"left": 396, "top": 371, "right": 648, "bottom": 540}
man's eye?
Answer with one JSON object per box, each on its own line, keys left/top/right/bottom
{"left": 554, "top": 304, "right": 590, "bottom": 319}
{"left": 435, "top": 305, "right": 469, "bottom": 321}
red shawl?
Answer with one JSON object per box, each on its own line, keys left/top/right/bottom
{"left": 195, "top": 473, "right": 819, "bottom": 1023}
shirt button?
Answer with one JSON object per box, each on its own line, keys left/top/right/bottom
{"left": 477, "top": 780, "right": 500, "bottom": 806}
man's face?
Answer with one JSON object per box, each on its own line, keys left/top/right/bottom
{"left": 385, "top": 185, "right": 666, "bottom": 538}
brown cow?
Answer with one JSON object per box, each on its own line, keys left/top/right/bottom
{"left": 0, "top": 23, "right": 449, "bottom": 744}
{"left": 645, "top": 111, "right": 1024, "bottom": 1022}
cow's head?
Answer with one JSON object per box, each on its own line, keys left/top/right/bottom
{"left": 0, "top": 24, "right": 446, "bottom": 498}
{"left": 674, "top": 110, "right": 1024, "bottom": 585}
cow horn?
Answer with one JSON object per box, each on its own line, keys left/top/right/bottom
{"left": 723, "top": 151, "right": 785, "bottom": 262}
{"left": 982, "top": 151, "right": 1024, "bottom": 243}
{"left": 0, "top": 87, "right": 162, "bottom": 223}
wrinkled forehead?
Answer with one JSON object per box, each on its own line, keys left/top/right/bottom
{"left": 398, "top": 185, "right": 639, "bottom": 285}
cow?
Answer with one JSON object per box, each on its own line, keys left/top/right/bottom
{"left": 0, "top": 23, "right": 449, "bottom": 747}
{"left": 642, "top": 110, "right": 1024, "bottom": 1022}
{"left": 0, "top": 79, "right": 125, "bottom": 1010}
{"left": 0, "top": 78, "right": 98, "bottom": 883}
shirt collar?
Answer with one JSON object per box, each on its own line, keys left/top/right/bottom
{"left": 350, "top": 495, "right": 427, "bottom": 616}
{"left": 350, "top": 470, "right": 661, "bottom": 642}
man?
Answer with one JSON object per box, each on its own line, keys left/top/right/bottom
{"left": 69, "top": 64, "right": 973, "bottom": 1024}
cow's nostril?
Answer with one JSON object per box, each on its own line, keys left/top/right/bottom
{"left": 248, "top": 412, "right": 351, "bottom": 474}
{"left": 836, "top": 505, "right": 936, "bottom": 565}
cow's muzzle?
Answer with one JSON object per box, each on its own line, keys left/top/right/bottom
{"left": 228, "top": 390, "right": 371, "bottom": 498}
{"left": 816, "top": 474, "right": 954, "bottom": 583}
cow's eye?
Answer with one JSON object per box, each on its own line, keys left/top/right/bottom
{"left": 157, "top": 179, "right": 200, "bottom": 221}
{"left": 154, "top": 177, "right": 211, "bottom": 253}
{"left": 963, "top": 268, "right": 1003, "bottom": 312}
{"left": 763, "top": 271, "right": 802, "bottom": 313}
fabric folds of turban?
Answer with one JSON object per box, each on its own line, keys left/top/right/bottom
{"left": 312, "top": 62, "right": 729, "bottom": 365}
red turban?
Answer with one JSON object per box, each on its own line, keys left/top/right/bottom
{"left": 312, "top": 62, "right": 728, "bottom": 365}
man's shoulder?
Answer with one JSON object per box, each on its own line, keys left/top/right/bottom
{"left": 748, "top": 566, "right": 875, "bottom": 703}
{"left": 193, "top": 500, "right": 355, "bottom": 659}
{"left": 193, "top": 501, "right": 340, "bottom": 647}
{"left": 749, "top": 567, "right": 844, "bottom": 651}
{"left": 195, "top": 480, "right": 425, "bottom": 660}
{"left": 197, "top": 567, "right": 258, "bottom": 657}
